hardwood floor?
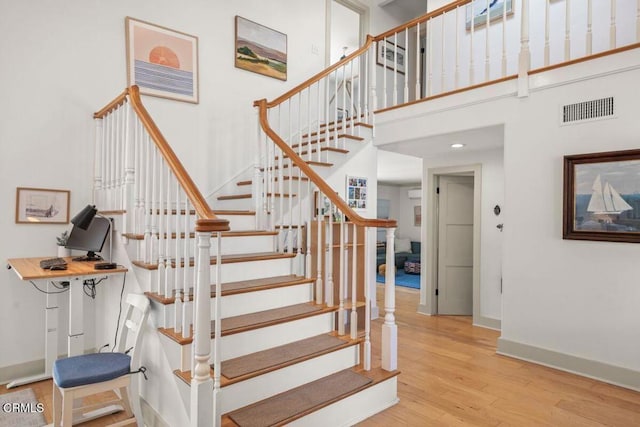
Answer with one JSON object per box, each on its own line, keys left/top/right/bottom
{"left": 2, "top": 285, "right": 639, "bottom": 426}
{"left": 360, "top": 286, "right": 640, "bottom": 426}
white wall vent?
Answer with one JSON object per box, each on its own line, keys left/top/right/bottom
{"left": 561, "top": 97, "right": 615, "bottom": 125}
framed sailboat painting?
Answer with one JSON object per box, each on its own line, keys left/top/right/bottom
{"left": 563, "top": 149, "right": 640, "bottom": 243}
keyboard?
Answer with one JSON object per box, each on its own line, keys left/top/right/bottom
{"left": 40, "top": 257, "right": 68, "bottom": 269}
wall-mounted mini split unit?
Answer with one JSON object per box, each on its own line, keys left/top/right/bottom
{"left": 408, "top": 189, "right": 421, "bottom": 199}
{"left": 561, "top": 97, "right": 615, "bottom": 126}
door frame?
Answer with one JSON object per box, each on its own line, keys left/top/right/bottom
{"left": 420, "top": 164, "right": 485, "bottom": 327}
{"left": 325, "top": 0, "right": 370, "bottom": 67}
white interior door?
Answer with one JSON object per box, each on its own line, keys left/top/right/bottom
{"left": 437, "top": 175, "right": 474, "bottom": 315}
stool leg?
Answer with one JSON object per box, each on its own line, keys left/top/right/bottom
{"left": 53, "top": 384, "right": 62, "bottom": 427}
{"left": 62, "top": 389, "right": 73, "bottom": 426}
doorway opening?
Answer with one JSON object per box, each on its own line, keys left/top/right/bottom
{"left": 422, "top": 165, "right": 482, "bottom": 324}
{"left": 326, "top": 0, "right": 369, "bottom": 66}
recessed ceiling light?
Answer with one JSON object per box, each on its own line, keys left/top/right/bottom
{"left": 451, "top": 143, "right": 465, "bottom": 149}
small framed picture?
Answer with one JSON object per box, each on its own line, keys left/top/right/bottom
{"left": 346, "top": 175, "right": 367, "bottom": 211}
{"left": 563, "top": 149, "right": 640, "bottom": 243}
{"left": 376, "top": 40, "right": 406, "bottom": 75}
{"left": 126, "top": 17, "right": 199, "bottom": 103}
{"left": 16, "top": 187, "right": 70, "bottom": 224}
{"left": 235, "top": 16, "right": 287, "bottom": 81}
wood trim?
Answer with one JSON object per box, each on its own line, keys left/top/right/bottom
{"left": 375, "top": 74, "right": 518, "bottom": 114}
{"left": 98, "top": 86, "right": 229, "bottom": 232}
{"left": 529, "top": 42, "right": 640, "bottom": 76}
{"left": 93, "top": 88, "right": 129, "bottom": 119}
{"left": 255, "top": 100, "right": 396, "bottom": 229}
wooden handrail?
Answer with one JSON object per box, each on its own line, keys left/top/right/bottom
{"left": 374, "top": 0, "right": 472, "bottom": 41}
{"left": 95, "top": 86, "right": 229, "bottom": 233}
{"left": 263, "top": 36, "right": 374, "bottom": 108}
{"left": 255, "top": 99, "right": 396, "bottom": 229}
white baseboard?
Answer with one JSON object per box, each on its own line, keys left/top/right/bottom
{"left": 474, "top": 316, "right": 501, "bottom": 331}
{"left": 497, "top": 337, "right": 640, "bottom": 392}
{"left": 141, "top": 397, "right": 170, "bottom": 427}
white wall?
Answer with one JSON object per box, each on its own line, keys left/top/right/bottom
{"left": 372, "top": 50, "right": 640, "bottom": 379}
{"left": 0, "top": 0, "right": 327, "bottom": 380}
{"left": 378, "top": 184, "right": 422, "bottom": 242}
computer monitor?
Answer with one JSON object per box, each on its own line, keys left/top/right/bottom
{"left": 66, "top": 216, "right": 110, "bottom": 261}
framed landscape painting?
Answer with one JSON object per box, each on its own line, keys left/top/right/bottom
{"left": 563, "top": 149, "right": 640, "bottom": 243}
{"left": 16, "top": 187, "right": 70, "bottom": 224}
{"left": 235, "top": 16, "right": 287, "bottom": 81}
{"left": 466, "top": 0, "right": 513, "bottom": 30}
{"left": 126, "top": 17, "right": 199, "bottom": 103}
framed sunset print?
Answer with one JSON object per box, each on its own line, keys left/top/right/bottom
{"left": 126, "top": 17, "right": 199, "bottom": 103}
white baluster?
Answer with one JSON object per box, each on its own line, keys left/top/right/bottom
{"left": 94, "top": 117, "right": 103, "bottom": 207}
{"left": 191, "top": 229, "right": 213, "bottom": 427}
{"left": 157, "top": 162, "right": 166, "bottom": 298}
{"left": 403, "top": 29, "right": 409, "bottom": 103}
{"left": 350, "top": 224, "right": 358, "bottom": 340}
{"left": 518, "top": 0, "right": 531, "bottom": 97}
{"left": 485, "top": 0, "right": 491, "bottom": 81}
{"left": 441, "top": 16, "right": 446, "bottom": 92}
{"left": 415, "top": 22, "right": 421, "bottom": 99}
{"left": 470, "top": 2, "right": 475, "bottom": 85}
{"left": 455, "top": 7, "right": 460, "bottom": 88}
{"left": 610, "top": 0, "right": 617, "bottom": 49}
{"left": 382, "top": 39, "right": 388, "bottom": 108}
{"left": 501, "top": 0, "right": 507, "bottom": 76}
{"left": 175, "top": 188, "right": 183, "bottom": 334}
{"left": 393, "top": 32, "right": 398, "bottom": 105}
{"left": 123, "top": 102, "right": 135, "bottom": 237}
{"left": 363, "top": 228, "right": 371, "bottom": 370}
{"left": 382, "top": 227, "right": 397, "bottom": 371}
{"left": 338, "top": 218, "right": 345, "bottom": 335}
{"left": 316, "top": 200, "right": 323, "bottom": 305}
{"left": 637, "top": 0, "right": 640, "bottom": 42}
{"left": 544, "top": 0, "right": 550, "bottom": 66}
{"left": 565, "top": 0, "right": 571, "bottom": 61}
{"left": 326, "top": 202, "right": 334, "bottom": 307}
{"left": 182, "top": 199, "right": 191, "bottom": 339}
{"left": 370, "top": 42, "right": 378, "bottom": 114}
{"left": 586, "top": 0, "right": 592, "bottom": 56}
{"left": 143, "top": 134, "right": 152, "bottom": 264}
{"left": 212, "top": 231, "right": 222, "bottom": 427}
{"left": 164, "top": 172, "right": 173, "bottom": 301}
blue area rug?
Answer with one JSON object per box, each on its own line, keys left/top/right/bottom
{"left": 376, "top": 270, "right": 420, "bottom": 289}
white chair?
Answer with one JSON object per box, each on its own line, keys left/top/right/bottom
{"left": 52, "top": 294, "right": 150, "bottom": 426}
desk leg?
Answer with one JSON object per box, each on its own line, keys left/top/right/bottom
{"left": 68, "top": 277, "right": 84, "bottom": 356}
{"left": 6, "top": 281, "right": 58, "bottom": 389}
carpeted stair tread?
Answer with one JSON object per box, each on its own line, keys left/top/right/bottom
{"left": 159, "top": 303, "right": 333, "bottom": 344}
{"left": 220, "top": 334, "right": 349, "bottom": 379}
{"left": 226, "top": 369, "right": 372, "bottom": 427}
{"left": 219, "top": 303, "right": 323, "bottom": 335}
{"left": 146, "top": 274, "right": 314, "bottom": 305}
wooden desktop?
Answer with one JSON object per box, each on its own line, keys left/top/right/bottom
{"left": 6, "top": 256, "right": 127, "bottom": 388}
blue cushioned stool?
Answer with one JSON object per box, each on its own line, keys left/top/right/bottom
{"left": 52, "top": 294, "right": 150, "bottom": 426}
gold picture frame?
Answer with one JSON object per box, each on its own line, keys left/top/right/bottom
{"left": 16, "top": 187, "right": 70, "bottom": 224}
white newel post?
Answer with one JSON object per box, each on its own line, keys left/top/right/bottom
{"left": 254, "top": 116, "right": 264, "bottom": 230}
{"left": 382, "top": 227, "right": 397, "bottom": 371}
{"left": 94, "top": 117, "right": 103, "bottom": 207}
{"left": 191, "top": 228, "right": 213, "bottom": 427}
{"left": 518, "top": 0, "right": 531, "bottom": 98}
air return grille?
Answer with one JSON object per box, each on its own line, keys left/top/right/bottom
{"left": 562, "top": 97, "right": 614, "bottom": 125}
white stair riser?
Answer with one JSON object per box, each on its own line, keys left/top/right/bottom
{"left": 150, "top": 282, "right": 314, "bottom": 329}
{"left": 133, "top": 256, "right": 294, "bottom": 294}
{"left": 288, "top": 377, "right": 398, "bottom": 427}
{"left": 215, "top": 197, "right": 254, "bottom": 211}
{"left": 219, "top": 345, "right": 359, "bottom": 413}
{"left": 176, "top": 312, "right": 335, "bottom": 370}
{"left": 215, "top": 213, "right": 257, "bottom": 231}
{"left": 136, "top": 233, "right": 275, "bottom": 259}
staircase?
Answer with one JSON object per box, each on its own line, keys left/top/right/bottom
{"left": 92, "top": 85, "right": 399, "bottom": 426}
